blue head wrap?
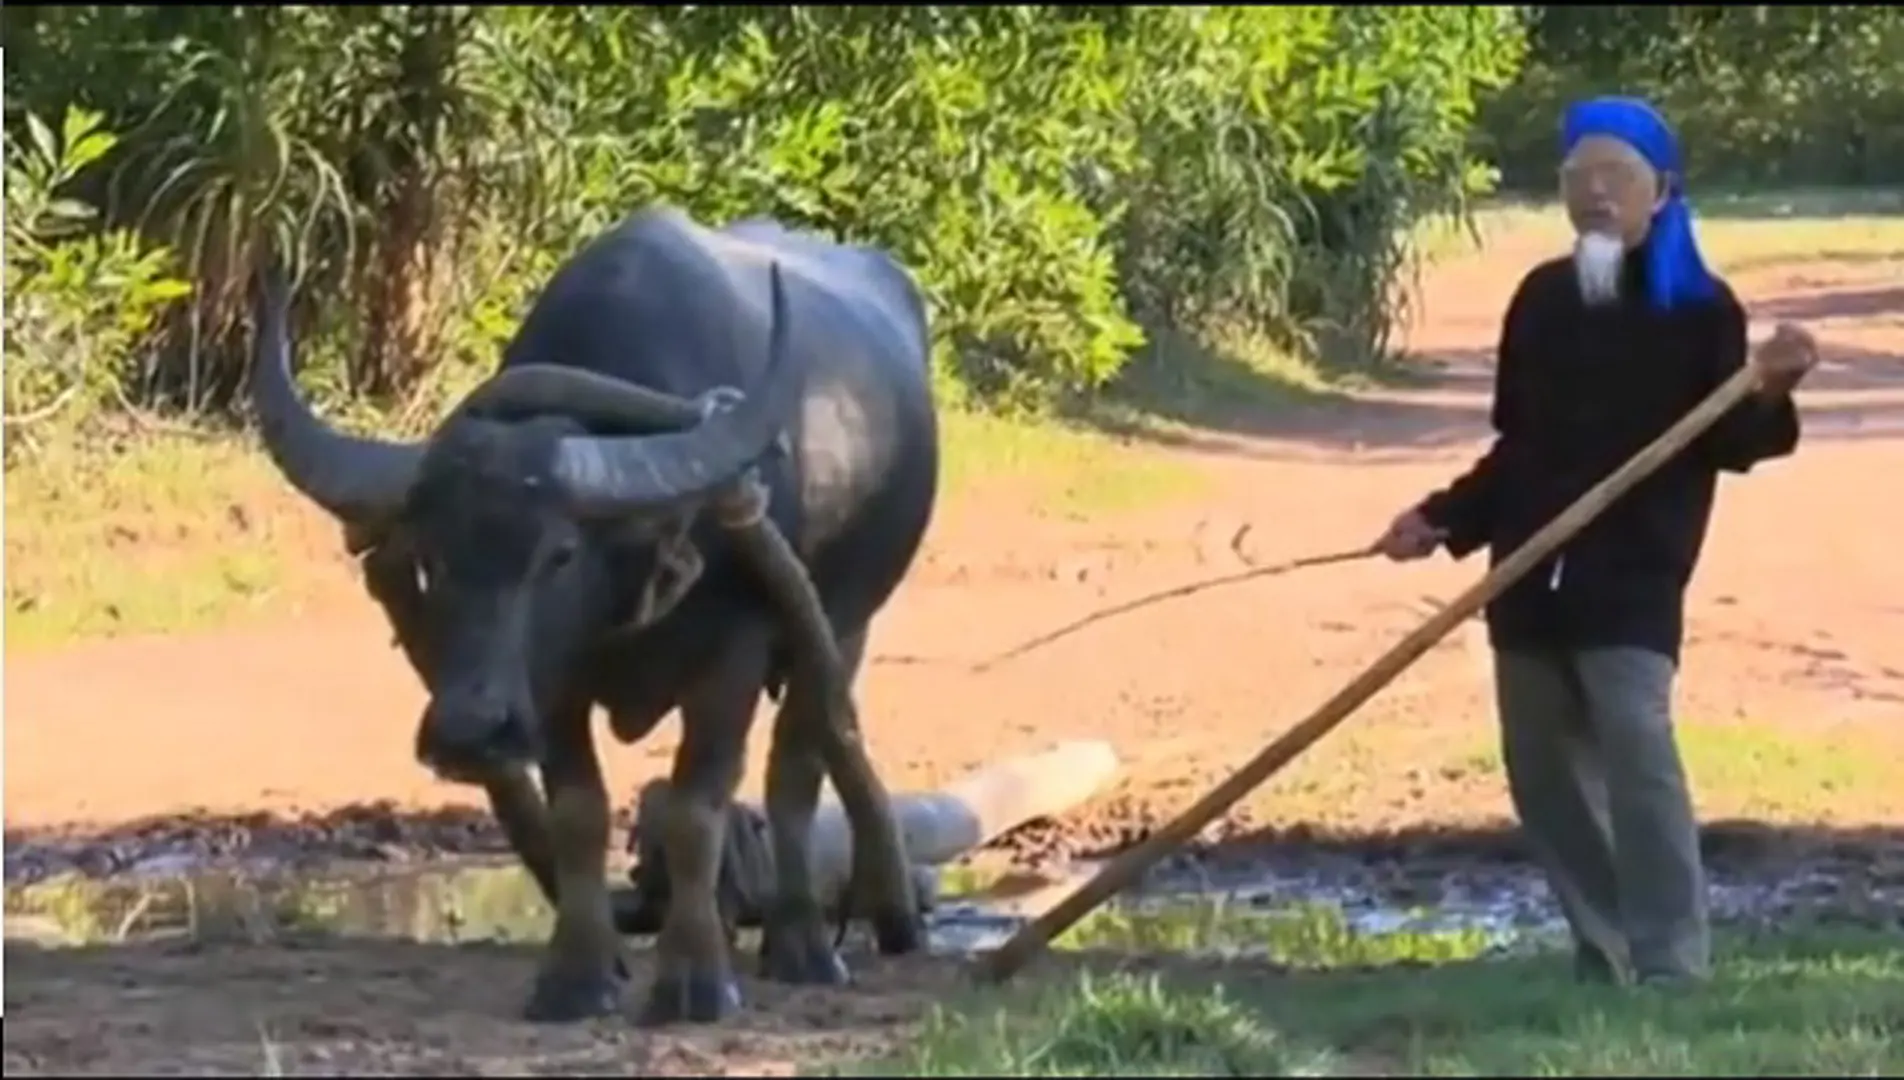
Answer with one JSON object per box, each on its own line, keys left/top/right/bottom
{"left": 1561, "top": 96, "right": 1717, "bottom": 311}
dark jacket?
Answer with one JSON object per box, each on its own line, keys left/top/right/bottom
{"left": 1417, "top": 249, "right": 1800, "bottom": 662}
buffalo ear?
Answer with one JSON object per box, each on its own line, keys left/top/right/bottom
{"left": 605, "top": 515, "right": 707, "bottom": 634}
{"left": 342, "top": 521, "right": 394, "bottom": 557}
{"left": 629, "top": 531, "right": 705, "bottom": 630}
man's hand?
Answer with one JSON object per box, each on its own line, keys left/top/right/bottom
{"left": 1750, "top": 322, "right": 1819, "bottom": 399}
{"left": 1375, "top": 507, "right": 1447, "bottom": 562}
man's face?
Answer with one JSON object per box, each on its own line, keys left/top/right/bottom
{"left": 1560, "top": 135, "right": 1666, "bottom": 247}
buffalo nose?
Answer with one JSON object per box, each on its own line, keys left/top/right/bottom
{"left": 417, "top": 695, "right": 538, "bottom": 773}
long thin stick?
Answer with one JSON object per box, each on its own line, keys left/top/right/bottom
{"left": 969, "top": 545, "right": 1378, "bottom": 674}
{"left": 973, "top": 364, "right": 1762, "bottom": 985}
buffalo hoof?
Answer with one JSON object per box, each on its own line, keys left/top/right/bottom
{"left": 522, "top": 962, "right": 627, "bottom": 1024}
{"left": 639, "top": 972, "right": 744, "bottom": 1027}
{"left": 872, "top": 907, "right": 926, "bottom": 957}
{"left": 759, "top": 915, "right": 852, "bottom": 986}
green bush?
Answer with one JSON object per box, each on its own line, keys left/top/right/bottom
{"left": 3, "top": 105, "right": 193, "bottom": 461}
{"left": 3, "top": 5, "right": 1527, "bottom": 427}
{"left": 1476, "top": 7, "right": 1904, "bottom": 192}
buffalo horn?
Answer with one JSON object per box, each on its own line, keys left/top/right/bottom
{"left": 451, "top": 365, "right": 709, "bottom": 433}
{"left": 551, "top": 261, "right": 804, "bottom": 518}
{"left": 249, "top": 264, "right": 424, "bottom": 524}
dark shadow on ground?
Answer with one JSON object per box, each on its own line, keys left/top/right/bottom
{"left": 1191, "top": 819, "right": 1904, "bottom": 875}
{"left": 1729, "top": 249, "right": 1902, "bottom": 277}
{"left": 1065, "top": 321, "right": 1902, "bottom": 465}
{"left": 1694, "top": 188, "right": 1904, "bottom": 221}
{"left": 14, "top": 806, "right": 1902, "bottom": 898}
{"left": 1081, "top": 394, "right": 1491, "bottom": 463}
{"left": 4, "top": 800, "right": 612, "bottom": 882}
{"left": 1790, "top": 342, "right": 1904, "bottom": 390}
{"left": 1055, "top": 188, "right": 1899, "bottom": 461}
{"left": 976, "top": 810, "right": 1904, "bottom": 894}
{"left": 1799, "top": 400, "right": 1904, "bottom": 440}
{"left": 1753, "top": 286, "right": 1904, "bottom": 324}
{"left": 1059, "top": 327, "right": 1487, "bottom": 457}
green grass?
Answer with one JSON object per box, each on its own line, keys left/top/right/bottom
{"left": 1052, "top": 900, "right": 1504, "bottom": 969}
{"left": 1672, "top": 722, "right": 1902, "bottom": 821}
{"left": 939, "top": 406, "right": 1205, "bottom": 520}
{"left": 1443, "top": 715, "right": 1901, "bottom": 826}
{"left": 3, "top": 405, "right": 1205, "bottom": 652}
{"left": 852, "top": 915, "right": 1904, "bottom": 1077}
{"left": 2, "top": 434, "right": 334, "bottom": 651}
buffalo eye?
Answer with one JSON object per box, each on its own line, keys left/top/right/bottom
{"left": 542, "top": 538, "right": 579, "bottom": 577}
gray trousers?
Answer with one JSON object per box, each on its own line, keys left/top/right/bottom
{"left": 1493, "top": 646, "right": 1709, "bottom": 983}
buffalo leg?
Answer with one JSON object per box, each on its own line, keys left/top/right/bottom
{"left": 521, "top": 701, "right": 626, "bottom": 1023}
{"left": 641, "top": 631, "right": 767, "bottom": 1025}
{"left": 486, "top": 767, "right": 636, "bottom": 982}
{"left": 815, "top": 676, "right": 923, "bottom": 957}
{"left": 721, "top": 510, "right": 922, "bottom": 957}
{"left": 757, "top": 631, "right": 865, "bottom": 985}
{"left": 484, "top": 768, "right": 557, "bottom": 902}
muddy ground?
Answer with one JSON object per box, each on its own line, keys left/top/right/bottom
{"left": 3, "top": 937, "right": 970, "bottom": 1076}
{"left": 6, "top": 219, "right": 1902, "bottom": 1073}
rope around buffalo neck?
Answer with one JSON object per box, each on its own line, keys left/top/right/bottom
{"left": 713, "top": 471, "right": 770, "bottom": 529}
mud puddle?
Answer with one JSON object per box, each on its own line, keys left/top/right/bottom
{"left": 937, "top": 843, "right": 1903, "bottom": 960}
{"left": 5, "top": 855, "right": 1534, "bottom": 967}
{"left": 8, "top": 840, "right": 1897, "bottom": 962}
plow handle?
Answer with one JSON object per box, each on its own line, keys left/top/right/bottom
{"left": 973, "top": 364, "right": 1762, "bottom": 985}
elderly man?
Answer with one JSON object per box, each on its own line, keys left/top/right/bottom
{"left": 1376, "top": 97, "right": 1819, "bottom": 986}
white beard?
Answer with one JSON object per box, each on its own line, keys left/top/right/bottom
{"left": 1573, "top": 230, "right": 1626, "bottom": 308}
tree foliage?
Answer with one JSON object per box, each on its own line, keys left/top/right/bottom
{"left": 1476, "top": 5, "right": 1904, "bottom": 191}
{"left": 9, "top": 4, "right": 1524, "bottom": 437}
{"left": 10, "top": 6, "right": 1895, "bottom": 452}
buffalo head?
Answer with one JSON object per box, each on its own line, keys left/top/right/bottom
{"left": 251, "top": 262, "right": 803, "bottom": 780}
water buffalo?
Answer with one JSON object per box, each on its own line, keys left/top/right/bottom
{"left": 249, "top": 206, "right": 938, "bottom": 1025}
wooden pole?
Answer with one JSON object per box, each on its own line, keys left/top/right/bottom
{"left": 973, "top": 365, "right": 1762, "bottom": 985}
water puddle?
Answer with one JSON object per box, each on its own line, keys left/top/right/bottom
{"left": 929, "top": 849, "right": 1901, "bottom": 960}
{"left": 931, "top": 860, "right": 1562, "bottom": 963}
{"left": 5, "top": 859, "right": 554, "bottom": 950}
{"left": 2, "top": 855, "right": 1546, "bottom": 968}
{"left": 8, "top": 851, "right": 1891, "bottom": 962}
